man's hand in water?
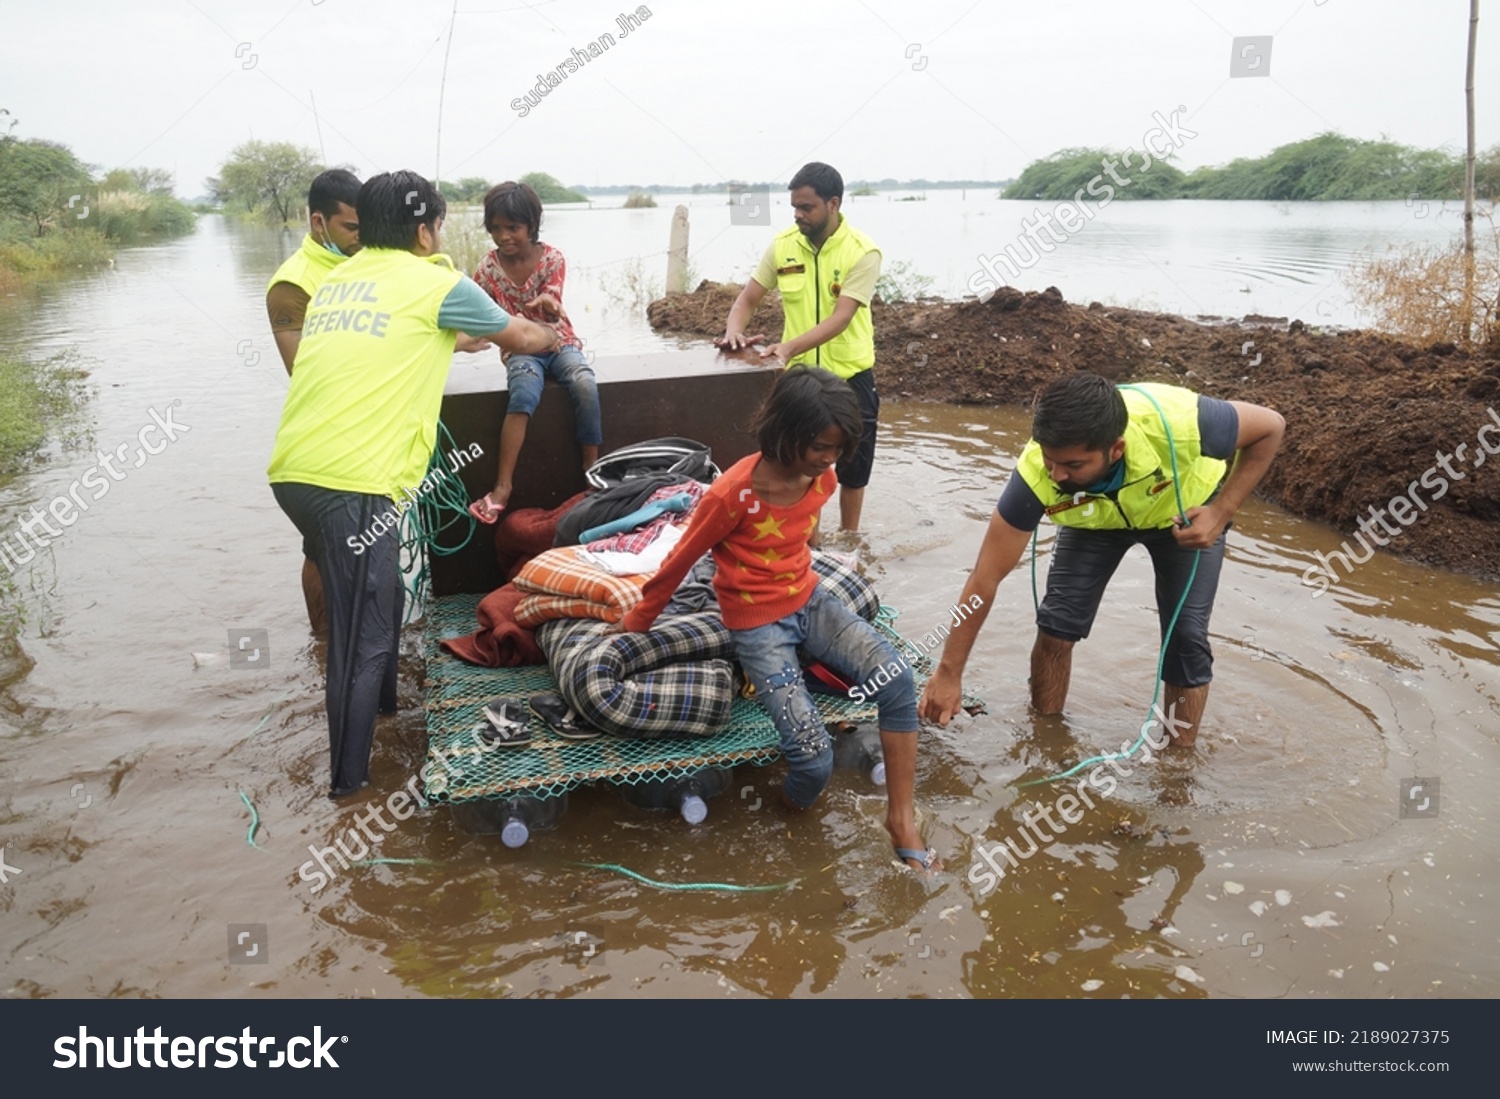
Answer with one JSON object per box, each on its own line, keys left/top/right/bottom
{"left": 918, "top": 667, "right": 965, "bottom": 727}
{"left": 714, "top": 331, "right": 768, "bottom": 352}
{"left": 454, "top": 333, "right": 493, "bottom": 354}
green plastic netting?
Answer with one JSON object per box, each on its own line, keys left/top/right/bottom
{"left": 421, "top": 592, "right": 982, "bottom": 803}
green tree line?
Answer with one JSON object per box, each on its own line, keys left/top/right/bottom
{"left": 1004, "top": 132, "right": 1500, "bottom": 202}
{"left": 0, "top": 109, "right": 196, "bottom": 282}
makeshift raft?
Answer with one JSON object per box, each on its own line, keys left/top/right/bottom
{"left": 421, "top": 592, "right": 949, "bottom": 806}
{"left": 417, "top": 348, "right": 980, "bottom": 825}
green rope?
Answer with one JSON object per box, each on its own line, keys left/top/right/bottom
{"left": 399, "top": 420, "right": 482, "bottom": 623}
{"left": 573, "top": 861, "right": 797, "bottom": 894}
{"left": 1018, "top": 384, "right": 1203, "bottom": 788}
{"left": 237, "top": 788, "right": 263, "bottom": 849}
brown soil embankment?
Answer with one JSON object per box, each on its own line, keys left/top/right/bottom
{"left": 649, "top": 282, "right": 1500, "bottom": 580}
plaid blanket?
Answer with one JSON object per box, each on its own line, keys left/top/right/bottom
{"left": 531, "top": 552, "right": 881, "bottom": 738}
{"left": 536, "top": 613, "right": 736, "bottom": 738}
{"left": 809, "top": 551, "right": 880, "bottom": 622}
{"left": 513, "top": 546, "right": 647, "bottom": 628}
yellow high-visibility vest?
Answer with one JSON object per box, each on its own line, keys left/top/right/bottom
{"left": 266, "top": 232, "right": 345, "bottom": 300}
{"left": 268, "top": 247, "right": 464, "bottom": 500}
{"left": 772, "top": 217, "right": 878, "bottom": 380}
{"left": 1016, "top": 383, "right": 1227, "bottom": 530}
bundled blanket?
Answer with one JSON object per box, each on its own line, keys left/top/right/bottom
{"left": 512, "top": 546, "right": 648, "bottom": 627}
{"left": 532, "top": 552, "right": 882, "bottom": 738}
{"left": 438, "top": 582, "right": 546, "bottom": 667}
{"left": 536, "top": 612, "right": 735, "bottom": 738}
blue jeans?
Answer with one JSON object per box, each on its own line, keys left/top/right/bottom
{"left": 505, "top": 345, "right": 602, "bottom": 445}
{"left": 732, "top": 584, "right": 917, "bottom": 808}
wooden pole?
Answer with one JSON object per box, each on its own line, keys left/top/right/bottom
{"left": 1462, "top": 0, "right": 1479, "bottom": 343}
{"left": 667, "top": 205, "right": 690, "bottom": 294}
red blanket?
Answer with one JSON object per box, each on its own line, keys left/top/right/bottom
{"left": 438, "top": 582, "right": 545, "bottom": 667}
{"left": 495, "top": 492, "right": 588, "bottom": 580}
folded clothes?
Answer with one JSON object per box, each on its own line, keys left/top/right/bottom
{"left": 577, "top": 491, "right": 696, "bottom": 544}
{"left": 515, "top": 593, "right": 625, "bottom": 628}
{"left": 575, "top": 523, "right": 684, "bottom": 577}
{"left": 512, "top": 546, "right": 647, "bottom": 627}
{"left": 583, "top": 480, "right": 706, "bottom": 553}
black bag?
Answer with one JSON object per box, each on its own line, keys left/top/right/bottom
{"left": 553, "top": 471, "right": 693, "bottom": 547}
{"left": 584, "top": 437, "right": 718, "bottom": 490}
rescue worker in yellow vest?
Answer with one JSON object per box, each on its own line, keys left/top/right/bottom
{"left": 717, "top": 163, "right": 881, "bottom": 533}
{"left": 266, "top": 169, "right": 363, "bottom": 634}
{"left": 268, "top": 170, "right": 561, "bottom": 798}
{"left": 919, "top": 373, "right": 1285, "bottom": 749}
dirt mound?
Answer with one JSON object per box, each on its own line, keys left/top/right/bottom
{"left": 650, "top": 282, "right": 1500, "bottom": 580}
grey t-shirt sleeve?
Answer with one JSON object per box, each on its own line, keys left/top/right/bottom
{"left": 437, "top": 277, "right": 512, "bottom": 334}
{"left": 996, "top": 470, "right": 1045, "bottom": 532}
{"left": 1198, "top": 396, "right": 1239, "bottom": 460}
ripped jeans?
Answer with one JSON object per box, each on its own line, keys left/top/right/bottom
{"left": 731, "top": 584, "right": 918, "bottom": 808}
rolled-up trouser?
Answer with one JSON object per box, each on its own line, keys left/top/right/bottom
{"left": 272, "top": 482, "right": 401, "bottom": 795}
{"left": 1035, "top": 525, "right": 1227, "bottom": 687}
{"left": 732, "top": 584, "right": 917, "bottom": 808}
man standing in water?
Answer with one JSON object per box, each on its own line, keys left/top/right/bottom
{"left": 266, "top": 169, "right": 363, "bottom": 634}
{"left": 919, "top": 372, "right": 1285, "bottom": 748}
{"left": 268, "top": 170, "right": 560, "bottom": 797}
{"left": 716, "top": 162, "right": 882, "bottom": 535}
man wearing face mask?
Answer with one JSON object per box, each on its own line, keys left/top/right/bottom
{"left": 919, "top": 373, "right": 1285, "bottom": 750}
{"left": 267, "top": 169, "right": 363, "bottom": 634}
{"left": 268, "top": 170, "right": 561, "bottom": 798}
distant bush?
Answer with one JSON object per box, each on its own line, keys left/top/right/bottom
{"left": 1004, "top": 132, "right": 1497, "bottom": 202}
{"left": 874, "top": 260, "right": 934, "bottom": 304}
{"left": 623, "top": 191, "right": 657, "bottom": 208}
{"left": 520, "top": 172, "right": 588, "bottom": 203}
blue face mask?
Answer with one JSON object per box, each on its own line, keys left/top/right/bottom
{"left": 314, "top": 218, "right": 346, "bottom": 257}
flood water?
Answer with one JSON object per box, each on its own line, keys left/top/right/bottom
{"left": 1, "top": 213, "right": 1496, "bottom": 999}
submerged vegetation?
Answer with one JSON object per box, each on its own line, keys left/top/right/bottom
{"left": 1005, "top": 132, "right": 1500, "bottom": 202}
{"left": 1346, "top": 212, "right": 1499, "bottom": 347}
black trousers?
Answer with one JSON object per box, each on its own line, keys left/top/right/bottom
{"left": 273, "top": 482, "right": 403, "bottom": 795}
{"left": 1035, "top": 525, "right": 1227, "bottom": 688}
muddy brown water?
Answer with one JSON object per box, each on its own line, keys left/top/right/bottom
{"left": 1, "top": 218, "right": 1496, "bottom": 999}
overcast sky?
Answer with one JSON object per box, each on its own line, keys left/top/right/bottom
{"left": 2, "top": 0, "right": 1493, "bottom": 196}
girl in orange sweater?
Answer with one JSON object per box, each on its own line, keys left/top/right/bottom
{"left": 619, "top": 367, "right": 937, "bottom": 871}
